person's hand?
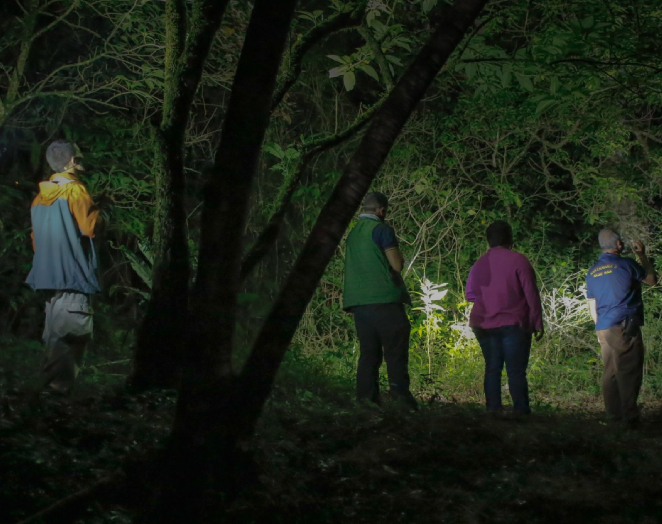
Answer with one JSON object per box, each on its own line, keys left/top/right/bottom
{"left": 91, "top": 191, "right": 114, "bottom": 213}
{"left": 632, "top": 240, "right": 646, "bottom": 257}
{"left": 534, "top": 328, "right": 544, "bottom": 342}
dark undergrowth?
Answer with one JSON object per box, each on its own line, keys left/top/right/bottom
{"left": 1, "top": 337, "right": 662, "bottom": 524}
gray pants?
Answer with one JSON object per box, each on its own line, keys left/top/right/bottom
{"left": 42, "top": 291, "right": 93, "bottom": 392}
{"left": 596, "top": 324, "right": 644, "bottom": 422}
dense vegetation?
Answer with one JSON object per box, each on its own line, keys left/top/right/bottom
{"left": 1, "top": 0, "right": 662, "bottom": 522}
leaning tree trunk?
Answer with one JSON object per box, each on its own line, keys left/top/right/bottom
{"left": 236, "top": 0, "right": 490, "bottom": 435}
{"left": 131, "top": 0, "right": 230, "bottom": 391}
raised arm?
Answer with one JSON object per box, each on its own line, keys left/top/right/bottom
{"left": 632, "top": 240, "right": 658, "bottom": 286}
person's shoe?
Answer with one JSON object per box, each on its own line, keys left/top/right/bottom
{"left": 389, "top": 390, "right": 418, "bottom": 412}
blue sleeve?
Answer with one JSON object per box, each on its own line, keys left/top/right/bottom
{"left": 627, "top": 258, "right": 647, "bottom": 282}
{"left": 372, "top": 223, "right": 399, "bottom": 250}
{"left": 585, "top": 274, "right": 595, "bottom": 299}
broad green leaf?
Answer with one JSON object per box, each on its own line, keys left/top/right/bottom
{"left": 343, "top": 71, "right": 356, "bottom": 91}
{"left": 516, "top": 74, "right": 533, "bottom": 92}
{"left": 549, "top": 76, "right": 560, "bottom": 95}
{"left": 122, "top": 248, "right": 152, "bottom": 289}
{"left": 329, "top": 66, "right": 348, "bottom": 78}
{"left": 422, "top": 0, "right": 437, "bottom": 14}
{"left": 385, "top": 55, "right": 403, "bottom": 66}
{"left": 263, "top": 143, "right": 284, "bottom": 159}
{"left": 358, "top": 64, "right": 380, "bottom": 82}
{"left": 535, "top": 98, "right": 557, "bottom": 115}
{"left": 465, "top": 63, "right": 477, "bottom": 80}
{"left": 326, "top": 55, "right": 345, "bottom": 64}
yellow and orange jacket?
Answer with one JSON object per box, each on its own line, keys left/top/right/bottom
{"left": 25, "top": 170, "right": 101, "bottom": 293}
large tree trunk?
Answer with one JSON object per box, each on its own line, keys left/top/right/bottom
{"left": 131, "top": 0, "right": 230, "bottom": 391}
{"left": 145, "top": 0, "right": 298, "bottom": 521}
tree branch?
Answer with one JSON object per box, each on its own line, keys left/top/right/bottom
{"left": 163, "top": 0, "right": 231, "bottom": 132}
{"left": 357, "top": 25, "right": 393, "bottom": 89}
{"left": 163, "top": 0, "right": 188, "bottom": 115}
{"left": 31, "top": 0, "right": 79, "bottom": 42}
{"left": 271, "top": 1, "right": 367, "bottom": 111}
{"left": 239, "top": 98, "right": 385, "bottom": 281}
{"left": 132, "top": 0, "right": 231, "bottom": 391}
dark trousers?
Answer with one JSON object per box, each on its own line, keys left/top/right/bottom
{"left": 352, "top": 303, "right": 412, "bottom": 403}
{"left": 596, "top": 325, "right": 644, "bottom": 422}
{"left": 474, "top": 325, "right": 532, "bottom": 414}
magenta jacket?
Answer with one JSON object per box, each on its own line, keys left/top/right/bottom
{"left": 465, "top": 247, "right": 543, "bottom": 333}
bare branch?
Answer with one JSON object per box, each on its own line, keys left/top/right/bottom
{"left": 31, "top": 0, "right": 79, "bottom": 42}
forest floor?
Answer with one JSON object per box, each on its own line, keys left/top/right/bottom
{"left": 1, "top": 342, "right": 662, "bottom": 524}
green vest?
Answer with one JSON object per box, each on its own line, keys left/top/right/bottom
{"left": 343, "top": 218, "right": 409, "bottom": 309}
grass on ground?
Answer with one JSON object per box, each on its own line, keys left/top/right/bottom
{"left": 1, "top": 336, "right": 662, "bottom": 523}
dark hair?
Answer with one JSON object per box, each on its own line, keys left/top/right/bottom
{"left": 486, "top": 220, "right": 513, "bottom": 248}
{"left": 363, "top": 191, "right": 388, "bottom": 211}
{"left": 46, "top": 140, "right": 75, "bottom": 172}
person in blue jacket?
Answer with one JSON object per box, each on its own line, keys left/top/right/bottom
{"left": 26, "top": 140, "right": 101, "bottom": 394}
{"left": 586, "top": 229, "right": 657, "bottom": 425}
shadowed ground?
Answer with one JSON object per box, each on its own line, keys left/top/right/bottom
{"left": 2, "top": 368, "right": 661, "bottom": 524}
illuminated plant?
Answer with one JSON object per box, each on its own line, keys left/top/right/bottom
{"left": 413, "top": 278, "right": 448, "bottom": 375}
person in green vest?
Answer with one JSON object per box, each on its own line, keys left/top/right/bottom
{"left": 343, "top": 191, "right": 416, "bottom": 410}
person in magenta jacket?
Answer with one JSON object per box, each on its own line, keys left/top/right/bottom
{"left": 466, "top": 221, "right": 544, "bottom": 414}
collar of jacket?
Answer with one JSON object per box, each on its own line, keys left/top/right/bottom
{"left": 49, "top": 169, "right": 79, "bottom": 184}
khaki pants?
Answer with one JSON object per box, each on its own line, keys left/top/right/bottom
{"left": 42, "top": 291, "right": 93, "bottom": 392}
{"left": 596, "top": 324, "right": 644, "bottom": 422}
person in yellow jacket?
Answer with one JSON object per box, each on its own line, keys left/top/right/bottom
{"left": 26, "top": 140, "right": 100, "bottom": 394}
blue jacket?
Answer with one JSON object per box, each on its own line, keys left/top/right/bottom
{"left": 586, "top": 253, "right": 646, "bottom": 330}
{"left": 26, "top": 170, "right": 101, "bottom": 294}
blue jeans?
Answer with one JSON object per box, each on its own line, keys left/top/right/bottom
{"left": 473, "top": 325, "right": 532, "bottom": 414}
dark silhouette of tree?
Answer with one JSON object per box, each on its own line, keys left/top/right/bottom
{"left": 131, "top": 0, "right": 231, "bottom": 390}
{"left": 155, "top": 0, "right": 488, "bottom": 521}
